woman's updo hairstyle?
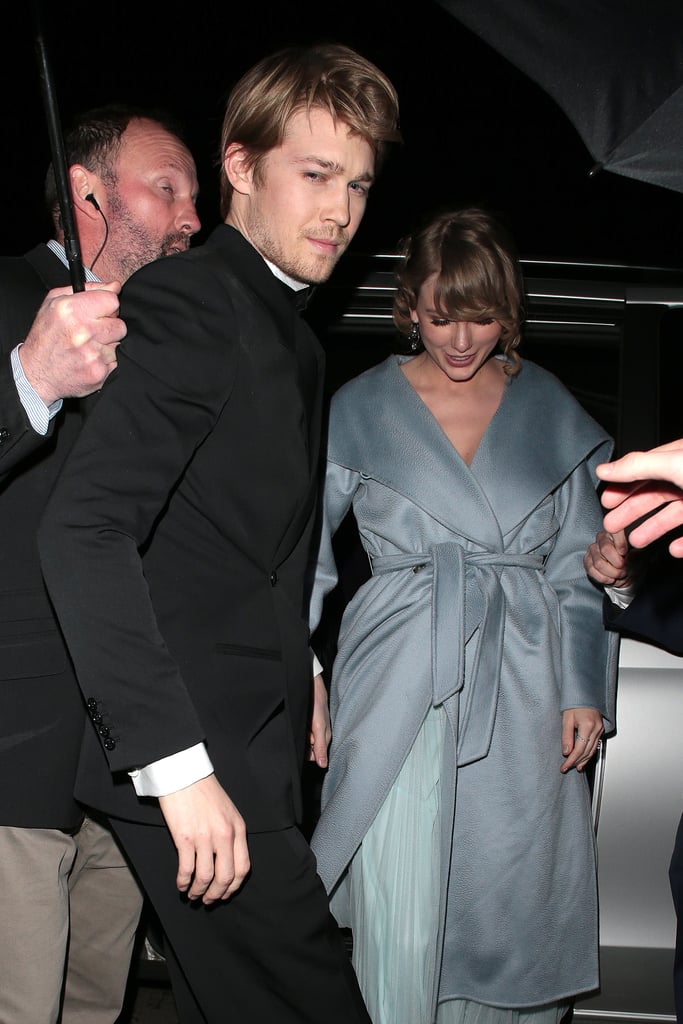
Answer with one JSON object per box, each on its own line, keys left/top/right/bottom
{"left": 392, "top": 206, "right": 524, "bottom": 375}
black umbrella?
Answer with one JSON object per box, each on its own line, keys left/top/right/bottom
{"left": 437, "top": 0, "right": 683, "bottom": 194}
{"left": 31, "top": 2, "right": 85, "bottom": 290}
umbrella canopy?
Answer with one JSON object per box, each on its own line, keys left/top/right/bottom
{"left": 437, "top": 0, "right": 683, "bottom": 194}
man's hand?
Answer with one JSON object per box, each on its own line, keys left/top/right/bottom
{"left": 596, "top": 440, "right": 683, "bottom": 556}
{"left": 19, "top": 282, "right": 125, "bottom": 405}
{"left": 583, "top": 529, "right": 632, "bottom": 587}
{"left": 158, "top": 774, "right": 250, "bottom": 905}
{"left": 308, "top": 672, "right": 331, "bottom": 768}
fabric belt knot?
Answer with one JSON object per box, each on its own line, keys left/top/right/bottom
{"left": 370, "top": 544, "right": 544, "bottom": 766}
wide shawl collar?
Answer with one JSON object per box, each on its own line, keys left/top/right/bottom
{"left": 328, "top": 355, "right": 611, "bottom": 541}
{"left": 326, "top": 356, "right": 612, "bottom": 766}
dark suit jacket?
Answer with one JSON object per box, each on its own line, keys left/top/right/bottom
{"left": 604, "top": 538, "right": 683, "bottom": 655}
{"left": 0, "top": 245, "right": 88, "bottom": 829}
{"left": 39, "top": 225, "right": 325, "bottom": 833}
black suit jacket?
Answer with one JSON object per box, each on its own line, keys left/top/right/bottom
{"left": 39, "top": 225, "right": 325, "bottom": 832}
{"left": 0, "top": 245, "right": 88, "bottom": 829}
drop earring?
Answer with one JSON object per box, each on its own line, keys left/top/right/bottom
{"left": 409, "top": 322, "right": 420, "bottom": 352}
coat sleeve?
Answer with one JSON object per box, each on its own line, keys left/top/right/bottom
{"left": 309, "top": 459, "right": 361, "bottom": 636}
{"left": 37, "top": 257, "right": 238, "bottom": 773}
{"left": 543, "top": 443, "right": 619, "bottom": 732}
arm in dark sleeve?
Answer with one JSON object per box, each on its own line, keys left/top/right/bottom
{"left": 604, "top": 539, "right": 683, "bottom": 655}
{"left": 0, "top": 350, "right": 57, "bottom": 474}
{"left": 38, "top": 256, "right": 237, "bottom": 773}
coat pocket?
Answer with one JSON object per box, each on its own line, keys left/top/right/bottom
{"left": 0, "top": 588, "right": 69, "bottom": 679}
{"left": 0, "top": 634, "right": 69, "bottom": 679}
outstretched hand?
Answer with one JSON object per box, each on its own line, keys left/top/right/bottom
{"left": 596, "top": 439, "right": 683, "bottom": 556}
{"left": 158, "top": 773, "right": 250, "bottom": 904}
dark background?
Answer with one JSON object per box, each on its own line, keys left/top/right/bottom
{"left": 4, "top": 0, "right": 683, "bottom": 268}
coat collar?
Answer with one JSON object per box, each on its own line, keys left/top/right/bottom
{"left": 202, "top": 225, "right": 309, "bottom": 339}
{"left": 327, "top": 356, "right": 611, "bottom": 546}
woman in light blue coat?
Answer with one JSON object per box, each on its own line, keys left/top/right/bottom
{"left": 309, "top": 208, "right": 618, "bottom": 1024}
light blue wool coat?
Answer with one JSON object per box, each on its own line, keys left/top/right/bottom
{"left": 310, "top": 355, "right": 619, "bottom": 1010}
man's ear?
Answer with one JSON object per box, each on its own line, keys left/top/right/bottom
{"left": 224, "top": 144, "right": 254, "bottom": 196}
{"left": 69, "top": 165, "right": 100, "bottom": 218}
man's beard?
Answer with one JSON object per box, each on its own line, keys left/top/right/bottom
{"left": 246, "top": 212, "right": 349, "bottom": 285}
{"left": 103, "top": 188, "right": 188, "bottom": 283}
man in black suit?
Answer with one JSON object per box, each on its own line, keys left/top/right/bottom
{"left": 39, "top": 45, "right": 400, "bottom": 1024}
{"left": 0, "top": 105, "right": 200, "bottom": 1024}
{"left": 585, "top": 438, "right": 683, "bottom": 1024}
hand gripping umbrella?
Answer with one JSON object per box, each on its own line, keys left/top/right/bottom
{"left": 32, "top": 2, "right": 85, "bottom": 291}
{"left": 438, "top": 0, "right": 683, "bottom": 195}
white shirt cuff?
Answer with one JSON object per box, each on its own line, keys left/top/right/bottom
{"left": 311, "top": 650, "right": 323, "bottom": 677}
{"left": 604, "top": 582, "right": 636, "bottom": 610}
{"left": 129, "top": 743, "right": 214, "bottom": 797}
{"left": 11, "top": 345, "right": 62, "bottom": 433}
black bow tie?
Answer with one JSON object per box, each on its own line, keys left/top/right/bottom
{"left": 294, "top": 286, "right": 315, "bottom": 311}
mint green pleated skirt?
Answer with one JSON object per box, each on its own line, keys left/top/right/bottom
{"left": 344, "top": 706, "right": 568, "bottom": 1024}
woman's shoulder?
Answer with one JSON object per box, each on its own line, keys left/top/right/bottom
{"left": 327, "top": 357, "right": 405, "bottom": 465}
{"left": 331, "top": 355, "right": 400, "bottom": 410}
{"left": 515, "top": 358, "right": 588, "bottom": 411}
{"left": 515, "top": 357, "right": 565, "bottom": 389}
{"left": 514, "top": 358, "right": 612, "bottom": 451}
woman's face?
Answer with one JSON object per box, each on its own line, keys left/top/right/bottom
{"left": 411, "top": 275, "right": 502, "bottom": 383}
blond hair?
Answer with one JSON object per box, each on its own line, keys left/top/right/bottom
{"left": 219, "top": 43, "right": 400, "bottom": 218}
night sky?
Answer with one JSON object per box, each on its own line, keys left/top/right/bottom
{"left": 4, "top": 0, "right": 683, "bottom": 269}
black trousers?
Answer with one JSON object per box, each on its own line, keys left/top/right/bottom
{"left": 670, "top": 811, "right": 683, "bottom": 1024}
{"left": 112, "top": 817, "right": 370, "bottom": 1024}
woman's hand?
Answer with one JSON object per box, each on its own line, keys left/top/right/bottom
{"left": 583, "top": 529, "right": 632, "bottom": 588}
{"left": 560, "top": 707, "right": 604, "bottom": 773}
{"left": 309, "top": 673, "right": 332, "bottom": 768}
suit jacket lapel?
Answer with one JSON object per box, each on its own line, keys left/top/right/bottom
{"left": 24, "top": 245, "right": 72, "bottom": 290}
{"left": 204, "top": 226, "right": 298, "bottom": 350}
{"left": 204, "top": 227, "right": 324, "bottom": 570}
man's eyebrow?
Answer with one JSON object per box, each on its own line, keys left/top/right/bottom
{"left": 154, "top": 161, "right": 200, "bottom": 199}
{"left": 295, "top": 155, "right": 375, "bottom": 182}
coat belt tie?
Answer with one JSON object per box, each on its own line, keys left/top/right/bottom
{"left": 370, "top": 544, "right": 545, "bottom": 765}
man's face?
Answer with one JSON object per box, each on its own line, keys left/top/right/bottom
{"left": 229, "top": 107, "right": 375, "bottom": 285}
{"left": 98, "top": 118, "right": 200, "bottom": 283}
